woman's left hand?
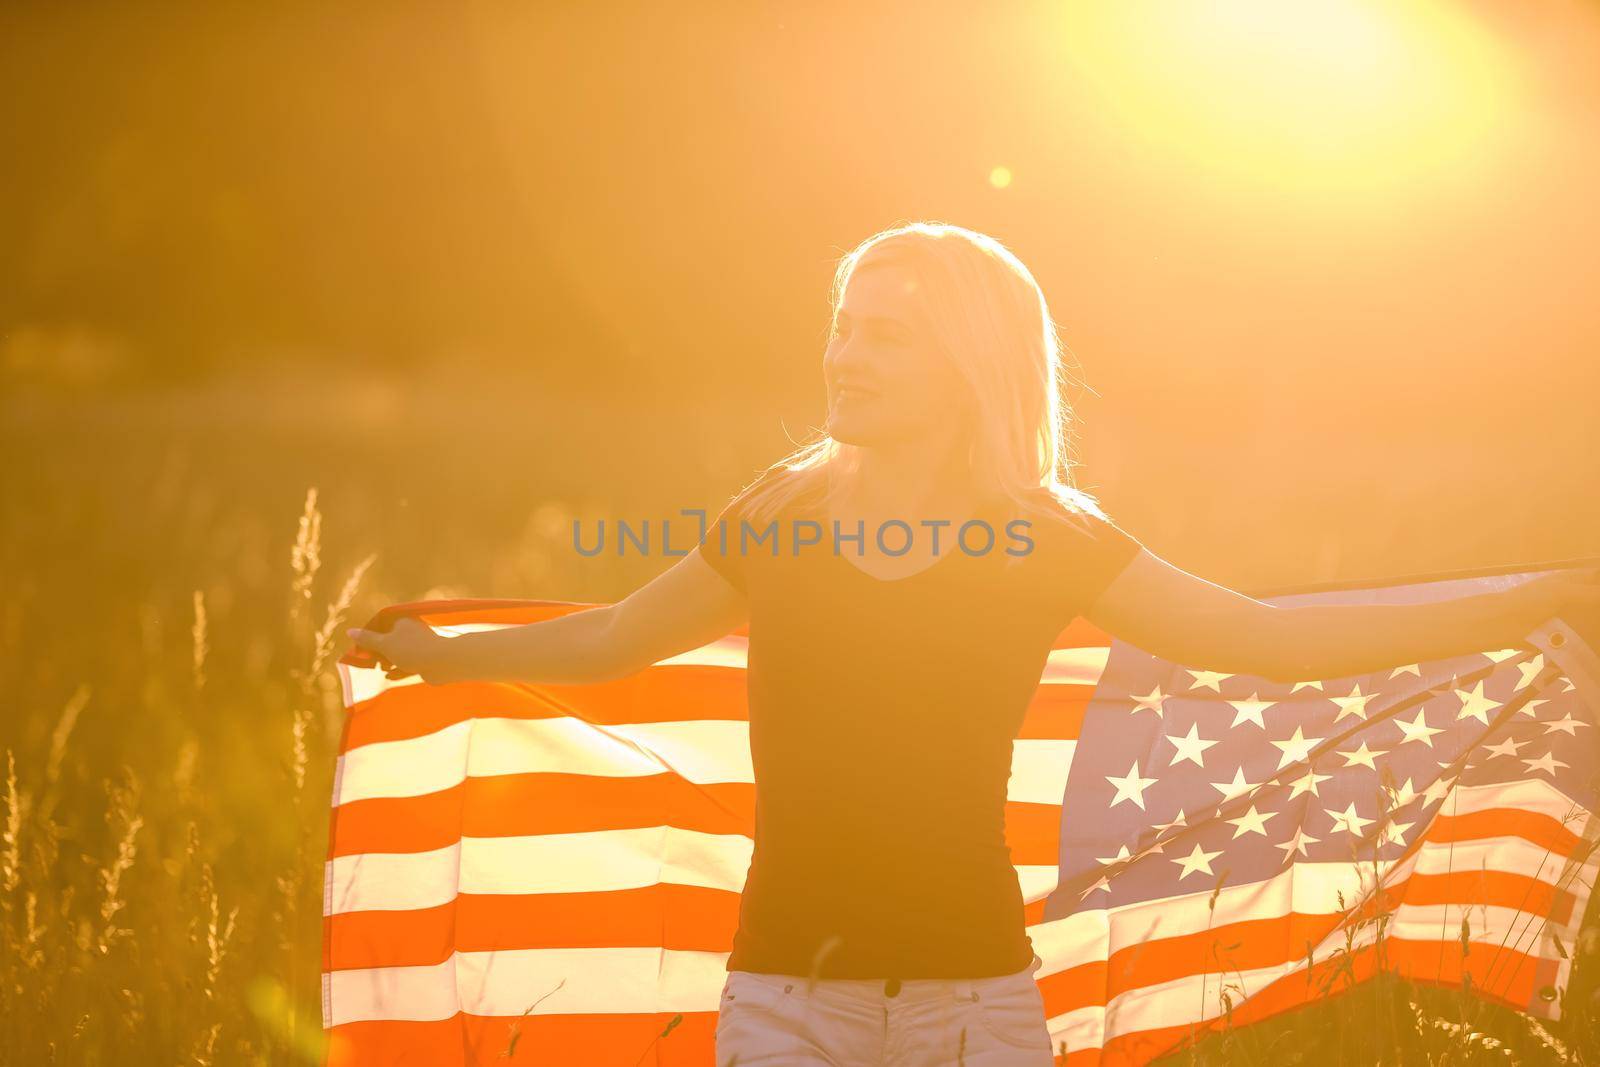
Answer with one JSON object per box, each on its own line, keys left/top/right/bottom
{"left": 346, "top": 617, "right": 455, "bottom": 683}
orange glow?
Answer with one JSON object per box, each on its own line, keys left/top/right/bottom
{"left": 1048, "top": 0, "right": 1524, "bottom": 200}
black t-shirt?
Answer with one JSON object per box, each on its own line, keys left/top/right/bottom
{"left": 697, "top": 469, "right": 1144, "bottom": 979}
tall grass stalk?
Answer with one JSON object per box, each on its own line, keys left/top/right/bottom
{"left": 290, "top": 487, "right": 323, "bottom": 625}
{"left": 192, "top": 589, "right": 209, "bottom": 693}
{"left": 96, "top": 770, "right": 143, "bottom": 958}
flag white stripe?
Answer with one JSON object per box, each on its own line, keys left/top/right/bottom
{"left": 325, "top": 821, "right": 1590, "bottom": 921}
{"left": 333, "top": 719, "right": 754, "bottom": 805}
{"left": 1039, "top": 646, "right": 1114, "bottom": 685}
{"left": 326, "top": 946, "right": 748, "bottom": 1026}
{"left": 1033, "top": 831, "right": 1593, "bottom": 978}
{"left": 325, "top": 827, "right": 753, "bottom": 915}
{"left": 331, "top": 719, "right": 1077, "bottom": 807}
{"left": 1006, "top": 739, "right": 1077, "bottom": 805}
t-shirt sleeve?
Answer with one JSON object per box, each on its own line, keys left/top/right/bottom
{"left": 698, "top": 492, "right": 750, "bottom": 593}
{"left": 1075, "top": 515, "right": 1152, "bottom": 607}
{"left": 1034, "top": 504, "right": 1144, "bottom": 617}
{"left": 697, "top": 468, "right": 787, "bottom": 595}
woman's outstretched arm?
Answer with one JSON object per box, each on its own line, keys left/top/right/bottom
{"left": 1083, "top": 549, "right": 1600, "bottom": 685}
{"left": 348, "top": 546, "right": 747, "bottom": 686}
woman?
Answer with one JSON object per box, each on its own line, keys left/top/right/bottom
{"left": 350, "top": 222, "right": 1598, "bottom": 1066}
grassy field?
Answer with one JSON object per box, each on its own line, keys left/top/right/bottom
{"left": 2, "top": 372, "right": 1597, "bottom": 1065}
{"left": 0, "top": 371, "right": 723, "bottom": 1063}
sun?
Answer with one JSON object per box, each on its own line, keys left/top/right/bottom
{"left": 1045, "top": 0, "right": 1524, "bottom": 201}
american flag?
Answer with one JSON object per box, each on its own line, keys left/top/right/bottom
{"left": 324, "top": 565, "right": 1598, "bottom": 1066}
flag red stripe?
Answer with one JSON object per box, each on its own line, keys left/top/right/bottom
{"left": 325, "top": 1010, "right": 719, "bottom": 1067}
{"left": 322, "top": 859, "right": 1573, "bottom": 976}
{"left": 328, "top": 775, "right": 756, "bottom": 858}
{"left": 324, "top": 883, "right": 741, "bottom": 971}
{"left": 341, "top": 671, "right": 751, "bottom": 750}
{"left": 1427, "top": 807, "right": 1585, "bottom": 857}
{"left": 340, "top": 672, "right": 1095, "bottom": 754}
{"left": 1039, "top": 864, "right": 1574, "bottom": 1018}
{"left": 1074, "top": 935, "right": 1565, "bottom": 1067}
{"left": 1018, "top": 684, "right": 1097, "bottom": 740}
{"left": 1043, "top": 912, "right": 1345, "bottom": 1010}
{"left": 321, "top": 793, "right": 1061, "bottom": 869}
{"left": 1104, "top": 939, "right": 1558, "bottom": 1067}
{"left": 1398, "top": 868, "right": 1578, "bottom": 925}
{"left": 327, "top": 780, "right": 1066, "bottom": 864}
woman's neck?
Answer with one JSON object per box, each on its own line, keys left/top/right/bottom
{"left": 842, "top": 437, "right": 980, "bottom": 521}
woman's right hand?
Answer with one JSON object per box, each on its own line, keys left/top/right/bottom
{"left": 347, "top": 617, "right": 460, "bottom": 684}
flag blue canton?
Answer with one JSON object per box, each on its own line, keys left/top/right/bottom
{"left": 1049, "top": 590, "right": 1595, "bottom": 919}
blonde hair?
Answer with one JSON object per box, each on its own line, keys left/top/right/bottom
{"left": 737, "top": 220, "right": 1109, "bottom": 533}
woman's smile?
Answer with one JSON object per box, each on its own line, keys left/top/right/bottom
{"left": 835, "top": 384, "right": 880, "bottom": 404}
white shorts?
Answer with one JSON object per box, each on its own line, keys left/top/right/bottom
{"left": 714, "top": 952, "right": 1057, "bottom": 1065}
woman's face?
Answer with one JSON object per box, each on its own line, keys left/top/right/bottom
{"left": 822, "top": 263, "right": 970, "bottom": 448}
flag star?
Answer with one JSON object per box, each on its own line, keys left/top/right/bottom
{"left": 1275, "top": 827, "right": 1319, "bottom": 861}
{"left": 1380, "top": 819, "right": 1413, "bottom": 846}
{"left": 1542, "top": 714, "right": 1588, "bottom": 737}
{"left": 1079, "top": 875, "right": 1111, "bottom": 900}
{"left": 1226, "top": 803, "right": 1275, "bottom": 839}
{"left": 1384, "top": 777, "right": 1418, "bottom": 809}
{"left": 1172, "top": 842, "right": 1223, "bottom": 881}
{"left": 1421, "top": 776, "right": 1453, "bottom": 806}
{"left": 1521, "top": 752, "right": 1569, "bottom": 777}
{"left": 1514, "top": 655, "right": 1545, "bottom": 692}
{"left": 1096, "top": 844, "right": 1135, "bottom": 869}
{"left": 1210, "top": 767, "right": 1259, "bottom": 803}
{"left": 1165, "top": 723, "right": 1219, "bottom": 769}
{"left": 1453, "top": 681, "right": 1501, "bottom": 725}
{"left": 1331, "top": 684, "right": 1374, "bottom": 725}
{"left": 1483, "top": 648, "right": 1522, "bottom": 664}
{"left": 1560, "top": 678, "right": 1576, "bottom": 693}
{"left": 1327, "top": 802, "right": 1374, "bottom": 838}
{"left": 1106, "top": 761, "right": 1159, "bottom": 810}
{"left": 1516, "top": 698, "right": 1550, "bottom": 719}
{"left": 1480, "top": 735, "right": 1527, "bottom": 760}
{"left": 1129, "top": 685, "right": 1169, "bottom": 719}
{"left": 1134, "top": 837, "right": 1169, "bottom": 859}
{"left": 1227, "top": 692, "right": 1275, "bottom": 729}
{"left": 1290, "top": 678, "right": 1325, "bottom": 692}
{"left": 1338, "top": 741, "right": 1385, "bottom": 771}
{"left": 1187, "top": 668, "right": 1233, "bottom": 693}
{"left": 1151, "top": 808, "right": 1189, "bottom": 835}
{"left": 1271, "top": 725, "right": 1324, "bottom": 771}
{"left": 1388, "top": 662, "right": 1422, "bottom": 679}
{"left": 1395, "top": 709, "right": 1442, "bottom": 748}
{"left": 1287, "top": 766, "right": 1333, "bottom": 799}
